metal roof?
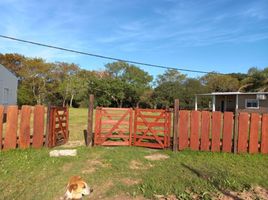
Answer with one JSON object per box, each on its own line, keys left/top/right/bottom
{"left": 196, "top": 92, "right": 268, "bottom": 96}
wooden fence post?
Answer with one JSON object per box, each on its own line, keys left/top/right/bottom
{"left": 87, "top": 94, "right": 94, "bottom": 146}
{"left": 173, "top": 99, "right": 179, "bottom": 151}
{"left": 233, "top": 111, "right": 239, "bottom": 153}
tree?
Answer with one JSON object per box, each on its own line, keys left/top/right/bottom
{"left": 201, "top": 73, "right": 240, "bottom": 92}
{"left": 153, "top": 69, "right": 186, "bottom": 108}
{"left": 105, "top": 61, "right": 153, "bottom": 107}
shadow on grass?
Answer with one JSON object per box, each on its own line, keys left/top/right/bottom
{"left": 181, "top": 163, "right": 243, "bottom": 200}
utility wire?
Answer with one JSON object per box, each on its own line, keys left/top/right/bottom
{"left": 0, "top": 34, "right": 221, "bottom": 74}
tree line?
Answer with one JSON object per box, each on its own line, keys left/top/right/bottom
{"left": 1, "top": 53, "right": 267, "bottom": 109}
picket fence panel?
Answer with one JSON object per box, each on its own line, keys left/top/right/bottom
{"left": 0, "top": 105, "right": 46, "bottom": 150}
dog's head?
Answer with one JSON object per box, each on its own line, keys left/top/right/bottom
{"left": 64, "top": 176, "right": 93, "bottom": 200}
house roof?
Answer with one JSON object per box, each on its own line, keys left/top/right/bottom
{"left": 196, "top": 92, "right": 268, "bottom": 96}
{"left": 0, "top": 64, "right": 18, "bottom": 79}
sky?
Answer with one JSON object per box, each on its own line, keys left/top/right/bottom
{"left": 0, "top": 0, "right": 267, "bottom": 78}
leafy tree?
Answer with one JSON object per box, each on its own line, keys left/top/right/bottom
{"left": 153, "top": 69, "right": 186, "bottom": 108}
{"left": 201, "top": 73, "right": 240, "bottom": 92}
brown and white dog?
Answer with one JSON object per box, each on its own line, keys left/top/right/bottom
{"left": 64, "top": 176, "right": 93, "bottom": 200}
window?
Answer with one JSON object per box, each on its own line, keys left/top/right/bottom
{"left": 245, "top": 99, "right": 259, "bottom": 109}
{"left": 3, "top": 88, "right": 9, "bottom": 104}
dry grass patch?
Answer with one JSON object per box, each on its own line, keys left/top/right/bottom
{"left": 144, "top": 153, "right": 169, "bottom": 161}
{"left": 129, "top": 160, "right": 153, "bottom": 170}
{"left": 215, "top": 186, "right": 268, "bottom": 200}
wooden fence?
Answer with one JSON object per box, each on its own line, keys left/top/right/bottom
{"left": 89, "top": 105, "right": 268, "bottom": 154}
{"left": 174, "top": 110, "right": 268, "bottom": 154}
{"left": 0, "top": 105, "right": 46, "bottom": 150}
{"left": 0, "top": 105, "right": 69, "bottom": 150}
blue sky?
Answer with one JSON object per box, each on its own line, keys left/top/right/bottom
{"left": 0, "top": 0, "right": 267, "bottom": 78}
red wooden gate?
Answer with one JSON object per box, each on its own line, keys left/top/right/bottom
{"left": 47, "top": 106, "right": 69, "bottom": 147}
{"left": 94, "top": 107, "right": 133, "bottom": 146}
{"left": 133, "top": 109, "right": 171, "bottom": 149}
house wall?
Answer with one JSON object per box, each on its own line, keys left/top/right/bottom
{"left": 0, "top": 65, "right": 18, "bottom": 105}
{"left": 238, "top": 94, "right": 268, "bottom": 113}
{"left": 215, "top": 95, "right": 236, "bottom": 112}
{"left": 215, "top": 94, "right": 268, "bottom": 113}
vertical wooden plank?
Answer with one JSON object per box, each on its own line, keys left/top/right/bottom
{"left": 94, "top": 107, "right": 101, "bottom": 145}
{"left": 173, "top": 99, "right": 179, "bottom": 151}
{"left": 87, "top": 94, "right": 94, "bottom": 146}
{"left": 211, "top": 111, "right": 222, "bottom": 152}
{"left": 200, "top": 111, "right": 210, "bottom": 151}
{"left": 32, "top": 105, "right": 45, "bottom": 148}
{"left": 261, "top": 114, "right": 268, "bottom": 154}
{"left": 0, "top": 106, "right": 4, "bottom": 150}
{"left": 190, "top": 111, "right": 200, "bottom": 150}
{"left": 4, "top": 106, "right": 18, "bottom": 150}
{"left": 19, "top": 106, "right": 32, "bottom": 149}
{"left": 249, "top": 113, "right": 259, "bottom": 154}
{"left": 238, "top": 112, "right": 249, "bottom": 153}
{"left": 129, "top": 109, "right": 133, "bottom": 146}
{"left": 45, "top": 105, "right": 50, "bottom": 147}
{"left": 222, "top": 112, "right": 233, "bottom": 153}
{"left": 178, "top": 110, "right": 189, "bottom": 150}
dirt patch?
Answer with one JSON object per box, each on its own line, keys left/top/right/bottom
{"left": 144, "top": 153, "right": 169, "bottom": 161}
{"left": 88, "top": 181, "right": 114, "bottom": 200}
{"left": 61, "top": 140, "right": 84, "bottom": 148}
{"left": 82, "top": 159, "right": 110, "bottom": 174}
{"left": 154, "top": 194, "right": 178, "bottom": 200}
{"left": 103, "top": 193, "right": 147, "bottom": 200}
{"left": 129, "top": 160, "right": 153, "bottom": 170}
{"left": 121, "top": 178, "right": 141, "bottom": 186}
{"left": 215, "top": 186, "right": 268, "bottom": 200}
{"left": 62, "top": 163, "right": 73, "bottom": 172}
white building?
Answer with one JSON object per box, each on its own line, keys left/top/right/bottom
{"left": 0, "top": 64, "right": 18, "bottom": 105}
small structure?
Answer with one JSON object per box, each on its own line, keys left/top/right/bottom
{"left": 0, "top": 64, "right": 18, "bottom": 105}
{"left": 195, "top": 92, "right": 268, "bottom": 113}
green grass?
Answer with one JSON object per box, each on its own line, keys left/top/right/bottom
{"left": 68, "top": 108, "right": 90, "bottom": 141}
{"left": 0, "top": 108, "right": 267, "bottom": 199}
{"left": 0, "top": 146, "right": 268, "bottom": 200}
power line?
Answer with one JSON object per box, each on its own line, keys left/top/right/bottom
{"left": 0, "top": 34, "right": 220, "bottom": 74}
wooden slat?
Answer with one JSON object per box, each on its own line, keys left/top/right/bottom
{"left": 261, "top": 114, "right": 268, "bottom": 154}
{"left": 32, "top": 105, "right": 45, "bottom": 148}
{"left": 211, "top": 112, "right": 222, "bottom": 152}
{"left": 238, "top": 112, "right": 249, "bottom": 153}
{"left": 200, "top": 111, "right": 210, "bottom": 151}
{"left": 19, "top": 106, "right": 32, "bottom": 149}
{"left": 190, "top": 111, "right": 200, "bottom": 150}
{"left": 0, "top": 106, "right": 4, "bottom": 150}
{"left": 249, "top": 113, "right": 259, "bottom": 154}
{"left": 136, "top": 121, "right": 166, "bottom": 126}
{"left": 4, "top": 106, "right": 18, "bottom": 150}
{"left": 178, "top": 111, "right": 189, "bottom": 150}
{"left": 222, "top": 112, "right": 233, "bottom": 153}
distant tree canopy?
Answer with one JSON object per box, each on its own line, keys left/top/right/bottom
{"left": 0, "top": 53, "right": 267, "bottom": 108}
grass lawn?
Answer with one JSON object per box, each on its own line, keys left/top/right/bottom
{"left": 0, "top": 108, "right": 267, "bottom": 199}
{"left": 68, "top": 108, "right": 90, "bottom": 141}
{"left": 0, "top": 146, "right": 268, "bottom": 200}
